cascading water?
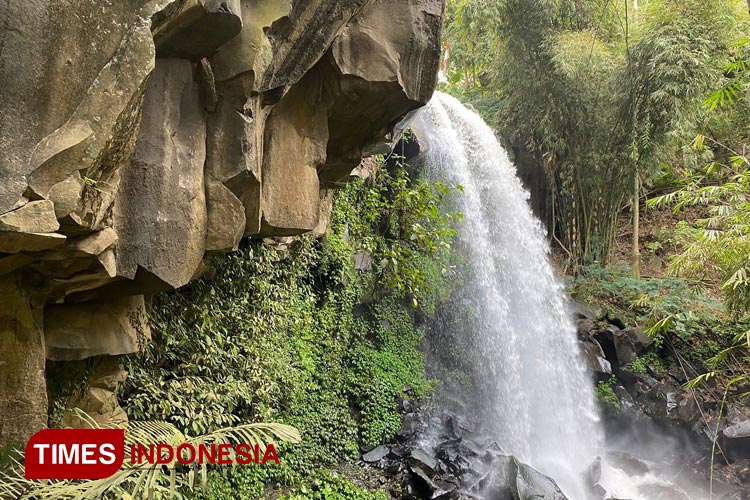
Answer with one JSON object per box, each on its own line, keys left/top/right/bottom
{"left": 411, "top": 92, "right": 662, "bottom": 500}
{"left": 411, "top": 91, "right": 603, "bottom": 498}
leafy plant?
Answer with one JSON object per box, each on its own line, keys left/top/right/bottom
{"left": 594, "top": 380, "right": 621, "bottom": 413}
{"left": 278, "top": 470, "right": 387, "bottom": 500}
{"left": 0, "top": 419, "right": 300, "bottom": 499}
{"left": 118, "top": 157, "right": 458, "bottom": 496}
{"left": 628, "top": 352, "right": 664, "bottom": 375}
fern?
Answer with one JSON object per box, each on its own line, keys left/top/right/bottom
{"left": 0, "top": 419, "right": 301, "bottom": 499}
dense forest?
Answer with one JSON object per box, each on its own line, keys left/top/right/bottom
{"left": 445, "top": 0, "right": 750, "bottom": 400}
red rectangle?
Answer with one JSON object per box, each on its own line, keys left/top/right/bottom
{"left": 25, "top": 428, "right": 125, "bottom": 480}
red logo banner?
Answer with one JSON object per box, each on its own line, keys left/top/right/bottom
{"left": 24, "top": 429, "right": 125, "bottom": 480}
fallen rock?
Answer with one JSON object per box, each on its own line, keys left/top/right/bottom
{"left": 720, "top": 420, "right": 750, "bottom": 460}
{"left": 48, "top": 173, "right": 84, "bottom": 219}
{"left": 0, "top": 231, "right": 67, "bottom": 253}
{"left": 606, "top": 451, "right": 649, "bottom": 476}
{"left": 612, "top": 328, "right": 653, "bottom": 365}
{"left": 0, "top": 200, "right": 60, "bottom": 233}
{"left": 511, "top": 459, "right": 569, "bottom": 500}
{"left": 44, "top": 296, "right": 150, "bottom": 361}
{"left": 153, "top": 0, "right": 243, "bottom": 60}
{"left": 580, "top": 339, "right": 612, "bottom": 377}
{"left": 410, "top": 449, "right": 439, "bottom": 473}
{"left": 61, "top": 356, "right": 129, "bottom": 430}
{"left": 363, "top": 445, "right": 390, "bottom": 463}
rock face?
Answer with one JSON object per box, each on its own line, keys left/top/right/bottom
{"left": 0, "top": 277, "right": 47, "bottom": 447}
{"left": 0, "top": 0, "right": 444, "bottom": 446}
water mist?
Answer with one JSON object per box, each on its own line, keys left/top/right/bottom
{"left": 411, "top": 92, "right": 603, "bottom": 499}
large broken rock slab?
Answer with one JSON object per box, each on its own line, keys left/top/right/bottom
{"left": 259, "top": 69, "right": 330, "bottom": 235}
{"left": 256, "top": 0, "right": 370, "bottom": 90}
{"left": 0, "top": 277, "right": 47, "bottom": 447}
{"left": 153, "top": 0, "right": 243, "bottom": 60}
{"left": 114, "top": 58, "right": 208, "bottom": 292}
{"left": 0, "top": 0, "right": 167, "bottom": 215}
{"left": 0, "top": 201, "right": 60, "bottom": 233}
{"left": 45, "top": 296, "right": 150, "bottom": 361}
{"left": 322, "top": 0, "right": 443, "bottom": 182}
{"left": 206, "top": 176, "right": 246, "bottom": 252}
{"left": 0, "top": 232, "right": 67, "bottom": 254}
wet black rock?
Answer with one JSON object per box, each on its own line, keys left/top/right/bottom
{"left": 511, "top": 459, "right": 568, "bottom": 500}
{"left": 606, "top": 451, "right": 650, "bottom": 476}
{"left": 720, "top": 420, "right": 750, "bottom": 460}
{"left": 363, "top": 445, "right": 390, "bottom": 463}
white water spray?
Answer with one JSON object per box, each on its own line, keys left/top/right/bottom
{"left": 411, "top": 92, "right": 604, "bottom": 499}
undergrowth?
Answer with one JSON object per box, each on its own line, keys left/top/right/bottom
{"left": 119, "top": 159, "right": 460, "bottom": 498}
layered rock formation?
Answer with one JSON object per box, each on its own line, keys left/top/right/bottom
{"left": 0, "top": 0, "right": 443, "bottom": 446}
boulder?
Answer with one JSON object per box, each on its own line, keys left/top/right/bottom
{"left": 476, "top": 455, "right": 516, "bottom": 500}
{"left": 153, "top": 0, "right": 243, "bottom": 60}
{"left": 363, "top": 445, "right": 390, "bottom": 463}
{"left": 0, "top": 277, "right": 47, "bottom": 447}
{"left": 0, "top": 201, "right": 60, "bottom": 233}
{"left": 595, "top": 326, "right": 653, "bottom": 368}
{"left": 113, "top": 59, "right": 207, "bottom": 292}
{"left": 613, "top": 328, "right": 653, "bottom": 365}
{"left": 510, "top": 459, "right": 569, "bottom": 500}
{"left": 205, "top": 175, "right": 246, "bottom": 252}
{"left": 579, "top": 339, "right": 612, "bottom": 377}
{"left": 61, "top": 356, "right": 129, "bottom": 429}
{"left": 410, "top": 449, "right": 439, "bottom": 473}
{"left": 48, "top": 173, "right": 85, "bottom": 220}
{"left": 606, "top": 451, "right": 650, "bottom": 476}
{"left": 571, "top": 301, "right": 606, "bottom": 321}
{"left": 44, "top": 296, "right": 150, "bottom": 361}
{"left": 720, "top": 420, "right": 750, "bottom": 460}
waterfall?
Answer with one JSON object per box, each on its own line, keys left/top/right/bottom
{"left": 410, "top": 92, "right": 603, "bottom": 499}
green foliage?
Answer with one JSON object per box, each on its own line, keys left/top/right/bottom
{"left": 628, "top": 352, "right": 664, "bottom": 375}
{"left": 119, "top": 158, "right": 457, "bottom": 497}
{"left": 705, "top": 38, "right": 750, "bottom": 110}
{"left": 570, "top": 263, "right": 720, "bottom": 327}
{"left": 277, "top": 470, "right": 388, "bottom": 500}
{"left": 594, "top": 380, "right": 621, "bottom": 413}
{"left": 0, "top": 419, "right": 299, "bottom": 500}
{"left": 650, "top": 140, "right": 750, "bottom": 315}
{"left": 341, "top": 156, "right": 461, "bottom": 309}
{"left": 443, "top": 0, "right": 742, "bottom": 268}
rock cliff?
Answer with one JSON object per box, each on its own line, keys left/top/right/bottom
{"left": 0, "top": 0, "right": 443, "bottom": 446}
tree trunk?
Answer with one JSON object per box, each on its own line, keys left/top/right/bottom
{"left": 632, "top": 173, "right": 640, "bottom": 279}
